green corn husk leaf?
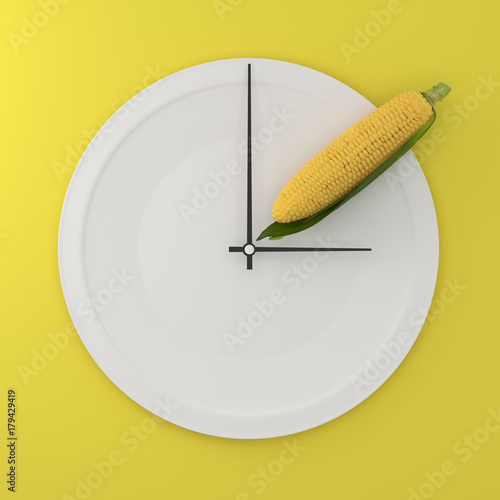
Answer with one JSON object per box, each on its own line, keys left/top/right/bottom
{"left": 257, "top": 109, "right": 436, "bottom": 241}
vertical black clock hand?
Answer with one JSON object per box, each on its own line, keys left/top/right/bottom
{"left": 246, "top": 63, "right": 253, "bottom": 270}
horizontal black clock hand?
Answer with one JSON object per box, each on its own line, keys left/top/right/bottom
{"left": 229, "top": 246, "right": 371, "bottom": 253}
{"left": 256, "top": 247, "right": 371, "bottom": 252}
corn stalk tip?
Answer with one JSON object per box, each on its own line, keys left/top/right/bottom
{"left": 423, "top": 82, "right": 451, "bottom": 106}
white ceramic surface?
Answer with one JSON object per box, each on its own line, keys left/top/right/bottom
{"left": 58, "top": 58, "right": 439, "bottom": 439}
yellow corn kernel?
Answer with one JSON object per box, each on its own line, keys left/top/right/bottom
{"left": 272, "top": 90, "right": 433, "bottom": 223}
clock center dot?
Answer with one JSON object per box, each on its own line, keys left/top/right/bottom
{"left": 243, "top": 244, "right": 256, "bottom": 256}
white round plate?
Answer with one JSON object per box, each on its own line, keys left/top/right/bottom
{"left": 59, "top": 58, "right": 438, "bottom": 439}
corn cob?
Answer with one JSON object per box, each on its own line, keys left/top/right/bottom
{"left": 272, "top": 83, "right": 450, "bottom": 223}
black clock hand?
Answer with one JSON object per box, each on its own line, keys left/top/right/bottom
{"left": 229, "top": 64, "right": 372, "bottom": 267}
{"left": 229, "top": 246, "right": 371, "bottom": 253}
{"left": 255, "top": 246, "right": 370, "bottom": 252}
{"left": 246, "top": 63, "right": 253, "bottom": 270}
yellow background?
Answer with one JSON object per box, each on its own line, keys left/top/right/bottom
{"left": 1, "top": 0, "right": 499, "bottom": 498}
